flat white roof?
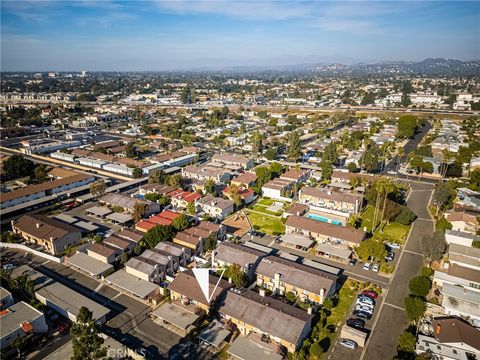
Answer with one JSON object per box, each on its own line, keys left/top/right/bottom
{"left": 280, "top": 233, "right": 314, "bottom": 248}
{"left": 66, "top": 252, "right": 113, "bottom": 277}
{"left": 105, "top": 270, "right": 159, "bottom": 299}
{"left": 86, "top": 206, "right": 112, "bottom": 217}
{"left": 106, "top": 212, "right": 133, "bottom": 223}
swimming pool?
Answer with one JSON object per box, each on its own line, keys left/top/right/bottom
{"left": 306, "top": 213, "right": 342, "bottom": 225}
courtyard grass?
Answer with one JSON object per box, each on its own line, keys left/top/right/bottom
{"left": 379, "top": 222, "right": 410, "bottom": 242}
{"left": 257, "top": 198, "right": 275, "bottom": 206}
{"left": 252, "top": 204, "right": 283, "bottom": 216}
{"left": 246, "top": 210, "right": 285, "bottom": 235}
{"left": 359, "top": 205, "right": 375, "bottom": 232}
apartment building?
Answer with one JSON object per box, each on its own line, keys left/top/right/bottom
{"left": 255, "top": 256, "right": 337, "bottom": 304}
{"left": 12, "top": 215, "right": 82, "bottom": 255}
{"left": 299, "top": 187, "right": 363, "bottom": 214}
{"left": 262, "top": 178, "right": 294, "bottom": 200}
{"left": 99, "top": 193, "right": 160, "bottom": 215}
{"left": 182, "top": 164, "right": 231, "bottom": 183}
{"left": 125, "top": 249, "right": 173, "bottom": 283}
{"left": 211, "top": 153, "right": 254, "bottom": 170}
{"left": 213, "top": 242, "right": 267, "bottom": 281}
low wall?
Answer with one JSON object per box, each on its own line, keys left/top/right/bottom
{"left": 0, "top": 242, "right": 63, "bottom": 263}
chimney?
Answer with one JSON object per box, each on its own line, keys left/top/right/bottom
{"left": 259, "top": 288, "right": 266, "bottom": 297}
{"left": 307, "top": 307, "right": 313, "bottom": 315}
{"left": 435, "top": 324, "right": 441, "bottom": 335}
{"left": 228, "top": 277, "right": 232, "bottom": 284}
{"left": 36, "top": 223, "right": 41, "bottom": 228}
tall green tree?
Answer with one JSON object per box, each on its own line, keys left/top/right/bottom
{"left": 287, "top": 131, "right": 301, "bottom": 160}
{"left": 172, "top": 213, "right": 189, "bottom": 231}
{"left": 421, "top": 230, "right": 446, "bottom": 264}
{"left": 142, "top": 225, "right": 174, "bottom": 248}
{"left": 251, "top": 131, "right": 263, "bottom": 155}
{"left": 204, "top": 178, "right": 216, "bottom": 195}
{"left": 70, "top": 307, "right": 106, "bottom": 360}
{"left": 2, "top": 155, "right": 35, "bottom": 180}
{"left": 397, "top": 115, "right": 418, "bottom": 138}
{"left": 148, "top": 169, "right": 166, "bottom": 184}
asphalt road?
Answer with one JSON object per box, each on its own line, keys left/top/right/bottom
{"left": 360, "top": 182, "right": 434, "bottom": 360}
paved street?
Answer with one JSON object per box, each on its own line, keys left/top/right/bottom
{"left": 360, "top": 182, "right": 434, "bottom": 360}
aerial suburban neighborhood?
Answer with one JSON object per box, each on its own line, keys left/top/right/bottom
{"left": 1, "top": 1, "right": 480, "bottom": 360}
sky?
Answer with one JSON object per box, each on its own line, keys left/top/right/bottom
{"left": 1, "top": 0, "right": 479, "bottom": 71}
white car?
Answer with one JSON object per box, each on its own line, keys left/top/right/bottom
{"left": 387, "top": 170, "right": 397, "bottom": 175}
{"left": 355, "top": 305, "right": 373, "bottom": 314}
{"left": 372, "top": 264, "right": 380, "bottom": 272}
{"left": 362, "top": 262, "right": 372, "bottom": 271}
{"left": 356, "top": 300, "right": 374, "bottom": 309}
{"left": 387, "top": 242, "right": 401, "bottom": 249}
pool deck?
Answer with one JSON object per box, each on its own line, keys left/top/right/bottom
{"left": 305, "top": 210, "right": 347, "bottom": 225}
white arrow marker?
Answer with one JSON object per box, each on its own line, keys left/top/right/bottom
{"left": 192, "top": 267, "right": 226, "bottom": 304}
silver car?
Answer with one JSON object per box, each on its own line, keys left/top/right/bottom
{"left": 339, "top": 339, "right": 358, "bottom": 350}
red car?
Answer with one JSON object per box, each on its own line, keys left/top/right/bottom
{"left": 57, "top": 322, "right": 69, "bottom": 334}
{"left": 362, "top": 290, "right": 378, "bottom": 299}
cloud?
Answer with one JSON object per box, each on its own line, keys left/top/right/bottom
{"left": 154, "top": 0, "right": 312, "bottom": 20}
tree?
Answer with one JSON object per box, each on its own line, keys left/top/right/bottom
{"left": 134, "top": 245, "right": 143, "bottom": 255}
{"left": 204, "top": 233, "right": 217, "bottom": 251}
{"left": 70, "top": 307, "right": 106, "bottom": 360}
{"left": 132, "top": 167, "right": 143, "bottom": 179}
{"left": 404, "top": 295, "right": 426, "bottom": 322}
{"left": 34, "top": 164, "right": 48, "bottom": 182}
{"left": 125, "top": 142, "right": 138, "bottom": 159}
{"left": 355, "top": 239, "right": 387, "bottom": 262}
{"left": 287, "top": 131, "right": 301, "bottom": 160}
{"left": 446, "top": 162, "right": 463, "bottom": 178}
{"left": 142, "top": 225, "right": 174, "bottom": 248}
{"left": 172, "top": 213, "right": 189, "bottom": 231}
{"left": 394, "top": 206, "right": 417, "bottom": 225}
{"left": 433, "top": 182, "right": 455, "bottom": 213}
{"left": 133, "top": 203, "right": 148, "bottom": 222}
{"left": 468, "top": 168, "right": 480, "bottom": 190}
{"left": 2, "top": 155, "right": 35, "bottom": 180}
{"left": 119, "top": 253, "right": 129, "bottom": 264}
{"left": 398, "top": 331, "right": 416, "bottom": 353}
{"left": 187, "top": 202, "right": 196, "bottom": 215}
{"left": 166, "top": 174, "right": 182, "bottom": 188}
{"left": 148, "top": 169, "right": 166, "bottom": 184}
{"left": 347, "top": 162, "right": 358, "bottom": 173}
{"left": 144, "top": 192, "right": 161, "bottom": 202}
{"left": 320, "top": 160, "right": 333, "bottom": 181}
{"left": 89, "top": 179, "right": 106, "bottom": 198}
{"left": 204, "top": 178, "right": 216, "bottom": 195}
{"left": 251, "top": 131, "right": 263, "bottom": 154}
{"left": 264, "top": 147, "right": 277, "bottom": 161}
{"left": 322, "top": 142, "right": 338, "bottom": 164}
{"left": 397, "top": 115, "right": 418, "bottom": 138}
{"left": 408, "top": 276, "right": 431, "bottom": 297}
{"left": 361, "top": 92, "right": 376, "bottom": 105}
{"left": 255, "top": 166, "right": 272, "bottom": 188}
{"left": 361, "top": 144, "right": 380, "bottom": 172}
{"left": 269, "top": 162, "right": 283, "bottom": 178}
{"left": 12, "top": 335, "right": 28, "bottom": 358}
{"left": 436, "top": 217, "right": 453, "bottom": 231}
{"left": 346, "top": 215, "right": 361, "bottom": 228}
{"left": 421, "top": 230, "right": 446, "bottom": 263}
{"left": 228, "top": 184, "right": 243, "bottom": 208}
{"left": 224, "top": 264, "right": 247, "bottom": 287}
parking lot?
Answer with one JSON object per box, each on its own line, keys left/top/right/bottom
{"left": 328, "top": 290, "right": 384, "bottom": 360}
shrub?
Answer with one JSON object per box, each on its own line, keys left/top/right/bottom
{"left": 409, "top": 276, "right": 431, "bottom": 297}
{"left": 421, "top": 267, "right": 434, "bottom": 278}
{"left": 436, "top": 217, "right": 452, "bottom": 231}
{"left": 394, "top": 206, "right": 417, "bottom": 225}
{"left": 398, "top": 331, "right": 416, "bottom": 353}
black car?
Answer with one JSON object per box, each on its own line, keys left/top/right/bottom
{"left": 347, "top": 318, "right": 365, "bottom": 329}
{"left": 348, "top": 258, "right": 357, "bottom": 266}
{"left": 353, "top": 310, "right": 372, "bottom": 320}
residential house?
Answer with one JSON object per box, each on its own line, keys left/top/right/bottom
{"left": 218, "top": 288, "right": 313, "bottom": 353}
{"left": 231, "top": 172, "right": 257, "bottom": 188}
{"left": 280, "top": 169, "right": 310, "bottom": 184}
{"left": 168, "top": 271, "right": 232, "bottom": 312}
{"left": 196, "top": 195, "right": 234, "bottom": 220}
{"left": 223, "top": 186, "right": 255, "bottom": 204}
{"left": 415, "top": 317, "right": 480, "bottom": 359}
{"left": 262, "top": 178, "right": 294, "bottom": 200}
{"left": 87, "top": 242, "right": 117, "bottom": 264}
{"left": 441, "top": 283, "right": 480, "bottom": 327}
{"left": 154, "top": 242, "right": 191, "bottom": 269}
{"left": 99, "top": 193, "right": 160, "bottom": 216}
{"left": 0, "top": 301, "right": 48, "bottom": 350}
{"left": 446, "top": 230, "right": 480, "bottom": 247}
{"left": 182, "top": 165, "right": 231, "bottom": 183}
{"left": 11, "top": 215, "right": 82, "bottom": 255}
{"left": 125, "top": 249, "right": 173, "bottom": 283}
{"left": 213, "top": 242, "right": 267, "bottom": 281}
{"left": 169, "top": 189, "right": 201, "bottom": 210}
{"left": 445, "top": 212, "right": 479, "bottom": 234}
{"left": 211, "top": 153, "right": 254, "bottom": 170}
{"left": 448, "top": 243, "right": 480, "bottom": 271}
{"left": 255, "top": 256, "right": 337, "bottom": 304}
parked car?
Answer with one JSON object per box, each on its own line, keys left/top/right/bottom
{"left": 362, "top": 290, "right": 378, "bottom": 299}
{"left": 339, "top": 339, "right": 358, "bottom": 350}
{"left": 372, "top": 263, "right": 380, "bottom": 272}
{"left": 346, "top": 318, "right": 365, "bottom": 329}
{"left": 362, "top": 262, "right": 372, "bottom": 271}
{"left": 348, "top": 258, "right": 357, "bottom": 266}
{"left": 387, "top": 242, "right": 401, "bottom": 249}
{"left": 2, "top": 263, "right": 15, "bottom": 271}
{"left": 385, "top": 253, "right": 394, "bottom": 262}
{"left": 356, "top": 297, "right": 374, "bottom": 306}
{"left": 353, "top": 310, "right": 372, "bottom": 320}
{"left": 355, "top": 305, "right": 373, "bottom": 313}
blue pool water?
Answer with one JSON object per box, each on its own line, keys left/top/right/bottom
{"left": 306, "top": 213, "right": 342, "bottom": 225}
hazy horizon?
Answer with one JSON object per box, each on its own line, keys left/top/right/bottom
{"left": 1, "top": 1, "right": 479, "bottom": 72}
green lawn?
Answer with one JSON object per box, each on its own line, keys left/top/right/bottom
{"left": 252, "top": 205, "right": 283, "bottom": 216}
{"left": 360, "top": 205, "right": 375, "bottom": 232}
{"left": 257, "top": 198, "right": 275, "bottom": 206}
{"left": 379, "top": 222, "right": 410, "bottom": 242}
{"left": 247, "top": 210, "right": 286, "bottom": 235}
